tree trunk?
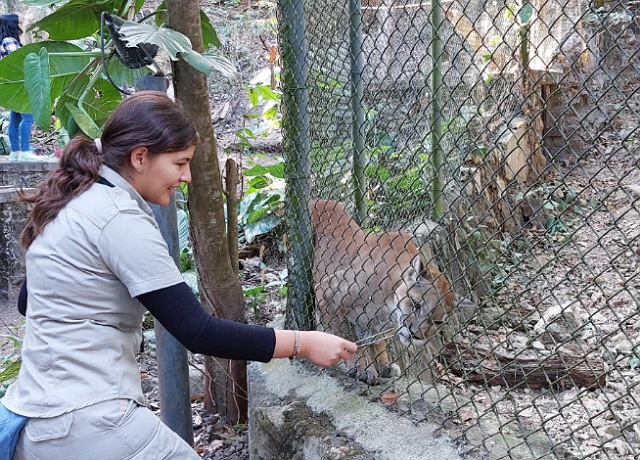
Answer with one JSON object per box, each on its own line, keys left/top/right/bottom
{"left": 442, "top": 341, "right": 606, "bottom": 390}
{"left": 165, "top": 0, "right": 248, "bottom": 424}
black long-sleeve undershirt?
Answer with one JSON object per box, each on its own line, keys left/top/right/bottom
{"left": 18, "top": 278, "right": 27, "bottom": 316}
{"left": 17, "top": 279, "right": 275, "bottom": 363}
{"left": 138, "top": 283, "right": 275, "bottom": 362}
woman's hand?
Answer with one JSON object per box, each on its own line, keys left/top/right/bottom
{"left": 297, "top": 331, "right": 357, "bottom": 367}
{"left": 273, "top": 330, "right": 357, "bottom": 367}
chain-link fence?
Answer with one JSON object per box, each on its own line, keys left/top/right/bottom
{"left": 278, "top": 0, "right": 640, "bottom": 458}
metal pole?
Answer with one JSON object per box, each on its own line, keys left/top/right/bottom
{"left": 136, "top": 75, "right": 194, "bottom": 445}
{"left": 279, "top": 0, "right": 315, "bottom": 331}
{"left": 431, "top": 0, "right": 444, "bottom": 220}
{"left": 350, "top": 0, "right": 366, "bottom": 225}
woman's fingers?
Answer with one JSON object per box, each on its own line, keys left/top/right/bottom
{"left": 298, "top": 331, "right": 357, "bottom": 367}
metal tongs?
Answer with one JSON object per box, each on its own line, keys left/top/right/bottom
{"left": 354, "top": 328, "right": 397, "bottom": 348}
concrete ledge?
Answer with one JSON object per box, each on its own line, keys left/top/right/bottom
{"left": 0, "top": 158, "right": 54, "bottom": 299}
{"left": 248, "top": 358, "right": 464, "bottom": 460}
{"left": 0, "top": 193, "right": 29, "bottom": 299}
{"left": 0, "top": 157, "right": 58, "bottom": 188}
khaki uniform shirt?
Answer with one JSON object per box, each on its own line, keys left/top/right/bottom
{"left": 3, "top": 166, "right": 184, "bottom": 417}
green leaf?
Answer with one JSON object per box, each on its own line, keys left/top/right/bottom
{"left": 504, "top": 4, "right": 515, "bottom": 21}
{"left": 57, "top": 78, "right": 121, "bottom": 137}
{"left": 200, "top": 10, "right": 220, "bottom": 49}
{"left": 244, "top": 163, "right": 284, "bottom": 178}
{"left": 263, "top": 105, "right": 278, "bottom": 120}
{"left": 248, "top": 176, "right": 270, "bottom": 190}
{"left": 0, "top": 359, "right": 21, "bottom": 383}
{"left": 248, "top": 88, "right": 259, "bottom": 107}
{"left": 28, "top": 0, "right": 115, "bottom": 40}
{"left": 65, "top": 102, "right": 102, "bottom": 139}
{"left": 256, "top": 85, "right": 280, "bottom": 101}
{"left": 103, "top": 56, "right": 151, "bottom": 88}
{"left": 180, "top": 50, "right": 239, "bottom": 80}
{"left": 243, "top": 285, "right": 266, "bottom": 296}
{"left": 244, "top": 214, "right": 281, "bottom": 243}
{"left": 0, "top": 41, "right": 89, "bottom": 113}
{"left": 117, "top": 21, "right": 192, "bottom": 60}
{"left": 24, "top": 48, "right": 52, "bottom": 131}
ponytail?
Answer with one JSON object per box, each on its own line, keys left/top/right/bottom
{"left": 20, "top": 136, "right": 102, "bottom": 248}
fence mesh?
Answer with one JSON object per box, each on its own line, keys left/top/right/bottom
{"left": 278, "top": 0, "right": 640, "bottom": 457}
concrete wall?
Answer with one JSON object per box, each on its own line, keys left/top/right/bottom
{"left": 248, "top": 358, "right": 466, "bottom": 460}
{"left": 0, "top": 159, "right": 57, "bottom": 298}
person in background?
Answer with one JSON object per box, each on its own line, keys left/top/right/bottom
{"left": 0, "top": 91, "right": 357, "bottom": 459}
{"left": 0, "top": 13, "right": 38, "bottom": 162}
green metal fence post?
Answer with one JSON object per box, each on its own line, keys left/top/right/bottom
{"left": 279, "top": 0, "right": 315, "bottom": 330}
{"left": 431, "top": 0, "right": 444, "bottom": 221}
{"left": 350, "top": 0, "right": 367, "bottom": 225}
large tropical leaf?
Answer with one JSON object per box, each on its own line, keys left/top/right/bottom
{"left": 118, "top": 22, "right": 236, "bottom": 80}
{"left": 0, "top": 41, "right": 89, "bottom": 113}
{"left": 155, "top": 2, "right": 220, "bottom": 49}
{"left": 180, "top": 50, "right": 238, "bottom": 80}
{"left": 117, "top": 21, "right": 191, "bottom": 60}
{"left": 23, "top": 47, "right": 52, "bottom": 131}
{"left": 57, "top": 78, "right": 122, "bottom": 137}
{"left": 28, "top": 0, "right": 115, "bottom": 40}
{"left": 64, "top": 102, "right": 102, "bottom": 139}
{"left": 103, "top": 55, "right": 151, "bottom": 88}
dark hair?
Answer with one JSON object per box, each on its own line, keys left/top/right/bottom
{"left": 0, "top": 14, "right": 22, "bottom": 44}
{"left": 20, "top": 91, "right": 199, "bottom": 248}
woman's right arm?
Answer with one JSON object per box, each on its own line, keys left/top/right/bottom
{"left": 138, "top": 283, "right": 356, "bottom": 367}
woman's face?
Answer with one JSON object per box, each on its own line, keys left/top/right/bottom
{"left": 131, "top": 145, "right": 196, "bottom": 206}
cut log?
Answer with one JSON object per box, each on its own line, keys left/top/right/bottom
{"left": 441, "top": 341, "right": 606, "bottom": 390}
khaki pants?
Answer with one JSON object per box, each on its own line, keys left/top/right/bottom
{"left": 13, "top": 399, "right": 200, "bottom": 460}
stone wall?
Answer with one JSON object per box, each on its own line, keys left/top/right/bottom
{"left": 0, "top": 159, "right": 57, "bottom": 298}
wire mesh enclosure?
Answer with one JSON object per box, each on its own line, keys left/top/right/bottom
{"left": 278, "top": 0, "right": 640, "bottom": 458}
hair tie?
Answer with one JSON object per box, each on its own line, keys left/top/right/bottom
{"left": 94, "top": 138, "right": 103, "bottom": 154}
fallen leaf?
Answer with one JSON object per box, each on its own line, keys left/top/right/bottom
{"left": 459, "top": 410, "right": 474, "bottom": 422}
{"left": 380, "top": 389, "right": 401, "bottom": 404}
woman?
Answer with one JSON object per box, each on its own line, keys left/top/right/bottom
{"left": 0, "top": 13, "right": 35, "bottom": 161}
{"left": 1, "top": 91, "right": 356, "bottom": 459}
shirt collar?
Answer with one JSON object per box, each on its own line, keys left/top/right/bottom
{"left": 99, "top": 165, "right": 154, "bottom": 218}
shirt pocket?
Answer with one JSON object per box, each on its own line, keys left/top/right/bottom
{"left": 25, "top": 413, "right": 72, "bottom": 443}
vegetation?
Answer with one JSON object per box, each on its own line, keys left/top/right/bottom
{"left": 0, "top": 0, "right": 236, "bottom": 138}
